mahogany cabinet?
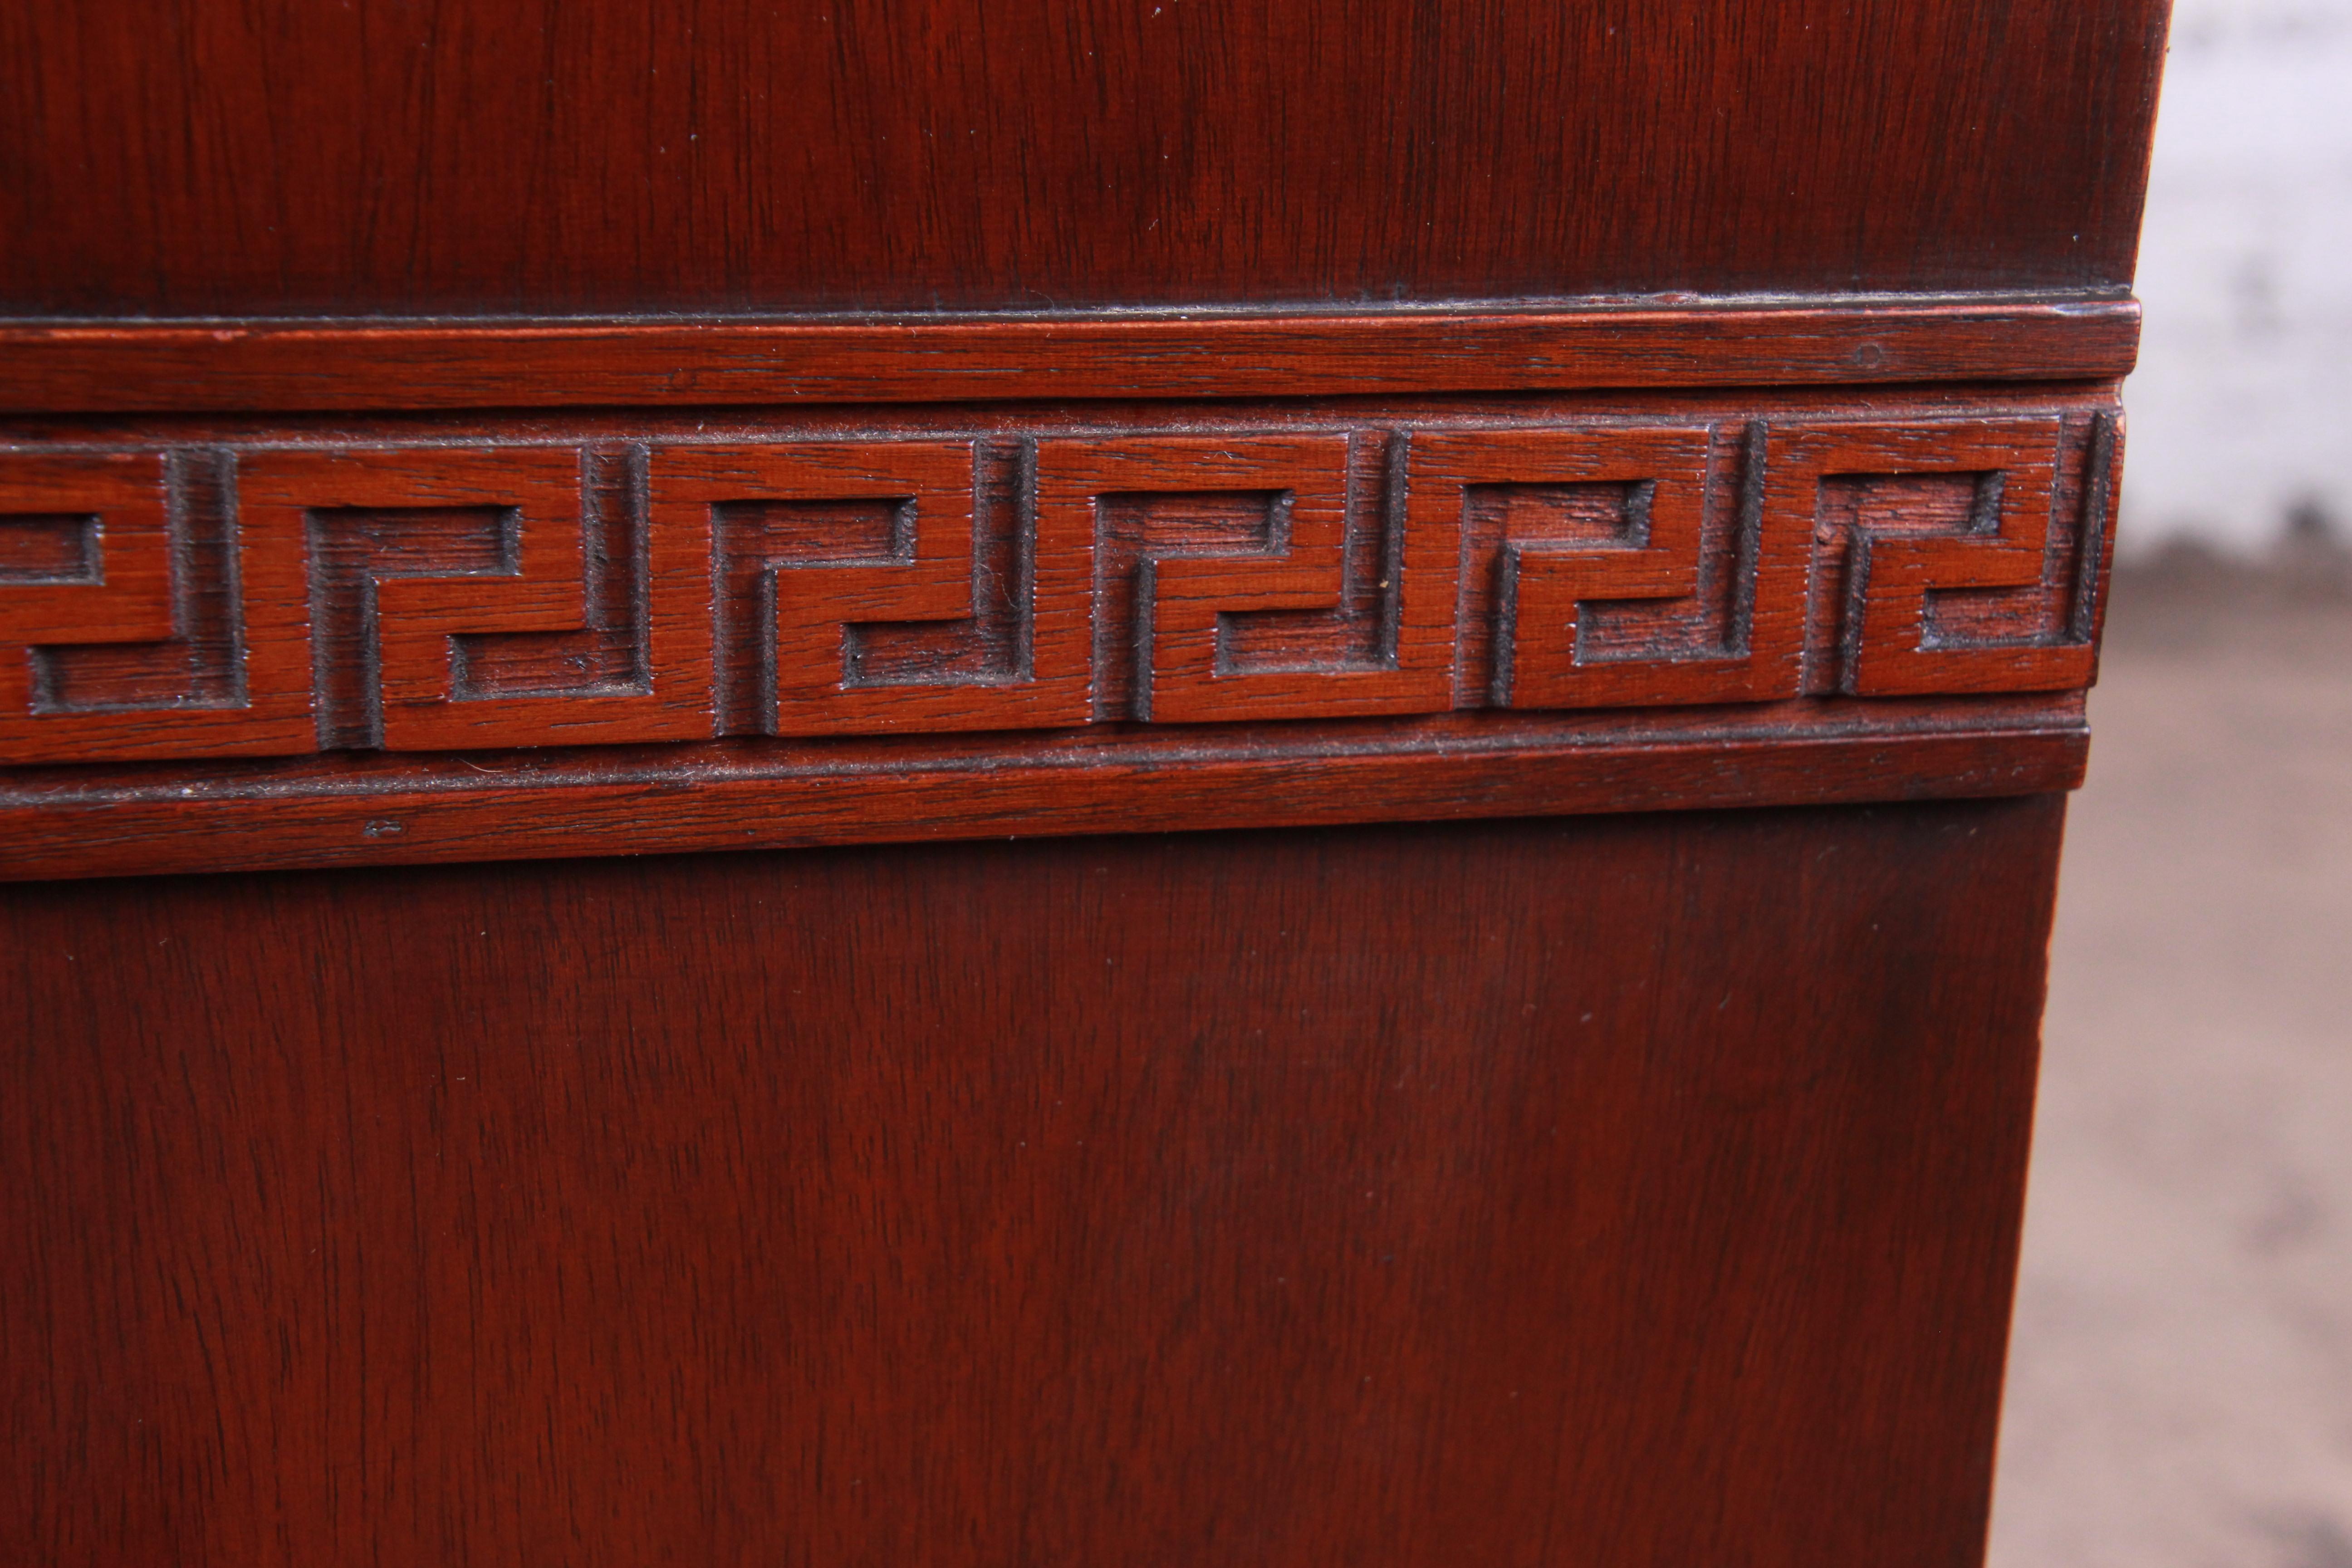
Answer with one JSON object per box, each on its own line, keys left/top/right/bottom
{"left": 1, "top": 4, "right": 2168, "bottom": 1563}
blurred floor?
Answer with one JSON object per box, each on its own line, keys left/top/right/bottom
{"left": 1989, "top": 556, "right": 2352, "bottom": 1567}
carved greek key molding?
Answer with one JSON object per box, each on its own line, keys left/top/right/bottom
{"left": 0, "top": 404, "right": 2118, "bottom": 767}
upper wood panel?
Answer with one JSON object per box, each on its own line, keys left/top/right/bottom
{"left": 0, "top": 0, "right": 2170, "bottom": 318}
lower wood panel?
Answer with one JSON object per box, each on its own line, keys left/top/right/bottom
{"left": 1, "top": 798, "right": 2063, "bottom": 1567}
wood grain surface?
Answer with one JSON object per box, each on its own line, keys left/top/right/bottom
{"left": 0, "top": 4, "right": 2165, "bottom": 1563}
{"left": 0, "top": 299, "right": 2139, "bottom": 413}
{"left": 0, "top": 706, "right": 2088, "bottom": 882}
{"left": 0, "top": 797, "right": 2065, "bottom": 1567}
{"left": 0, "top": 1, "right": 2167, "bottom": 317}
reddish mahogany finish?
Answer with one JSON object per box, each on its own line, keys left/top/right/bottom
{"left": 0, "top": 300, "right": 2138, "bottom": 413}
{"left": 1, "top": 0, "right": 2170, "bottom": 1562}
{"left": 2, "top": 800, "right": 2063, "bottom": 1568}
{"left": 0, "top": 3, "right": 2166, "bottom": 316}
{"left": 0, "top": 715, "right": 2087, "bottom": 882}
{"left": 0, "top": 387, "right": 2120, "bottom": 876}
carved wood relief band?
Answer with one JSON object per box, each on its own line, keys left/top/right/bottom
{"left": 0, "top": 406, "right": 2115, "bottom": 768}
{"left": 0, "top": 387, "right": 2120, "bottom": 878}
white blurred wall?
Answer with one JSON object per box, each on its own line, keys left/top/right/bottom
{"left": 2123, "top": 0, "right": 2352, "bottom": 553}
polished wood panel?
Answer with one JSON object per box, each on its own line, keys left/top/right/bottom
{"left": 0, "top": 2, "right": 2167, "bottom": 316}
{"left": 1, "top": 0, "right": 2169, "bottom": 1560}
{"left": 0, "top": 797, "right": 2064, "bottom": 1567}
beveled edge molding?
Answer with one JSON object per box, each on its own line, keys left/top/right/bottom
{"left": 0, "top": 294, "right": 2138, "bottom": 413}
{"left": 0, "top": 705, "right": 2087, "bottom": 882}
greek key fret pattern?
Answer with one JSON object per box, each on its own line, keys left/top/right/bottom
{"left": 0, "top": 409, "right": 2118, "bottom": 764}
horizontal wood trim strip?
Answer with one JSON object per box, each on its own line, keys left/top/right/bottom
{"left": 0, "top": 716, "right": 2087, "bottom": 881}
{"left": 0, "top": 297, "right": 2138, "bottom": 413}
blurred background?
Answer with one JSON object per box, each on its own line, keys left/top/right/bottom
{"left": 1986, "top": 0, "right": 2352, "bottom": 1562}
